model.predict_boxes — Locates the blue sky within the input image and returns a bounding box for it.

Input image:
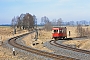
[0,0,90,24]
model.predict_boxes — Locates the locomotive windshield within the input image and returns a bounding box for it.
[53,30,58,33]
[52,30,63,33]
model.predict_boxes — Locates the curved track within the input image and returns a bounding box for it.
[50,40,90,54]
[8,32,78,60]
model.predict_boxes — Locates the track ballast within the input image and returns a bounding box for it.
[50,39,90,55]
[8,32,78,60]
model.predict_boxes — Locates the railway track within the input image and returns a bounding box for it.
[50,40,90,54]
[8,32,78,60]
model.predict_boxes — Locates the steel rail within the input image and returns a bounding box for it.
[8,32,78,60]
[50,40,90,54]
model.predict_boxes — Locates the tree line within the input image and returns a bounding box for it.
[40,16,90,26]
[11,13,90,31]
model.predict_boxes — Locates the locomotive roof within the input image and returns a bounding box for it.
[52,27,66,30]
[53,27,66,28]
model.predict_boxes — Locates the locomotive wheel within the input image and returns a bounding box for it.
[63,36,67,39]
[63,37,65,39]
[54,37,58,40]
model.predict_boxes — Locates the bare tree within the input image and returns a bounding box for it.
[11,13,35,30]
[11,16,17,28]
[81,20,87,26]
[41,17,44,25]
[76,25,89,37]
[11,16,17,34]
[33,15,37,29]
[69,21,75,26]
[15,16,22,29]
[23,13,34,30]
[40,16,52,31]
[76,25,83,37]
[45,22,52,31]
[51,19,57,26]
[41,16,49,25]
[76,21,79,26]
[57,18,62,26]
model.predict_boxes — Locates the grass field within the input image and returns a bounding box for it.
[0,26,90,59]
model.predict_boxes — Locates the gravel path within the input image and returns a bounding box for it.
[44,40,90,60]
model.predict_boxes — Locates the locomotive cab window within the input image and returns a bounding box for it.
[53,30,58,33]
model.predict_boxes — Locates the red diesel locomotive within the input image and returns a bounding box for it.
[52,27,67,40]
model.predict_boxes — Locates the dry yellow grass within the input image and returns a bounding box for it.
[23,26,90,51]
[63,39,90,51]
[0,26,90,59]
[63,26,90,51]
[0,27,13,41]
[22,30,53,52]
[63,40,87,48]
[79,40,90,50]
[0,27,28,41]
[0,27,29,60]
[38,30,52,42]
